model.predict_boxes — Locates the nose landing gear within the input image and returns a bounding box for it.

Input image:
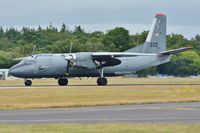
[24,79,32,86]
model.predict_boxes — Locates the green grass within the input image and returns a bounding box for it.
[0,78,200,109]
[0,123,200,133]
[0,78,200,133]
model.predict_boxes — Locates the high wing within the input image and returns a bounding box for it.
[159,47,192,56]
[91,52,157,68]
[92,47,192,68]
[92,52,157,57]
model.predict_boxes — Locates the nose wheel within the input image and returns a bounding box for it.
[25,79,32,86]
[58,78,68,86]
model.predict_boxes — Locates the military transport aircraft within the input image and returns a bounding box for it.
[8,13,191,86]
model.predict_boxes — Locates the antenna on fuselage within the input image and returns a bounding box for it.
[13,45,37,61]
[32,45,36,56]
[69,42,73,54]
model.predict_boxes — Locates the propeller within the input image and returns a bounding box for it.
[65,42,75,75]
[66,55,73,73]
[32,45,36,56]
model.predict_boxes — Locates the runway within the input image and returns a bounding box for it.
[0,83,200,89]
[0,102,200,124]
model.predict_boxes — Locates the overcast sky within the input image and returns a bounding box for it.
[0,0,199,38]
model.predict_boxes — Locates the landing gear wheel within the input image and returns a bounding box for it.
[58,78,68,86]
[97,77,107,86]
[25,80,32,86]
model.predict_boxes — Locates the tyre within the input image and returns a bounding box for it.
[58,78,68,86]
[97,77,107,86]
[25,80,32,86]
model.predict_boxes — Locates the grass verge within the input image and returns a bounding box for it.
[0,123,200,133]
[0,78,200,109]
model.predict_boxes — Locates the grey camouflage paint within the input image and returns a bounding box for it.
[8,13,181,79]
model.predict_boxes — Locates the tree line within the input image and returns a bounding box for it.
[0,23,200,76]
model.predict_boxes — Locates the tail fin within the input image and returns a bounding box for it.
[126,13,166,53]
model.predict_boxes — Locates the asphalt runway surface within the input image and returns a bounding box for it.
[0,102,200,124]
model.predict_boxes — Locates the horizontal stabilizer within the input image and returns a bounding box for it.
[159,47,192,56]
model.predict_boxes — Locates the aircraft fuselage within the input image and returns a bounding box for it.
[9,52,170,79]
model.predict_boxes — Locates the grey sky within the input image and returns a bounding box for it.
[1,0,200,38]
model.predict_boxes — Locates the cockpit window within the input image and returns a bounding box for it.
[19,59,35,65]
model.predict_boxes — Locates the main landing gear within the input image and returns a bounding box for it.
[97,77,107,86]
[24,79,32,86]
[58,78,68,86]
[97,68,108,86]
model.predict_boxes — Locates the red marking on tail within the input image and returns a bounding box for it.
[156,13,166,17]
